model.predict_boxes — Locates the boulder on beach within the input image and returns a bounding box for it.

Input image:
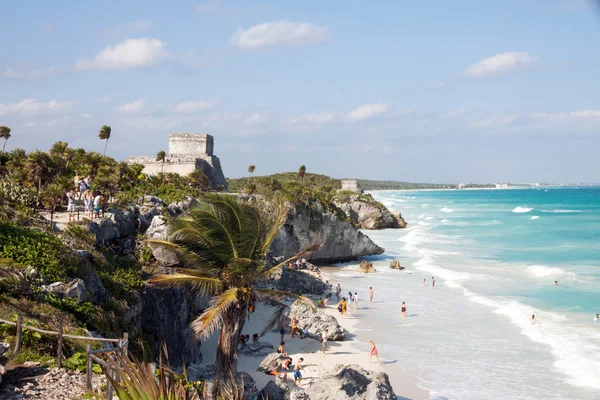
[257,379,289,400]
[290,302,345,341]
[257,352,286,374]
[389,260,404,270]
[359,260,377,273]
[189,364,256,400]
[307,364,396,400]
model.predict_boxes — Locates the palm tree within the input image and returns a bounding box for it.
[156,150,166,174]
[0,126,11,154]
[188,170,208,193]
[27,151,53,194]
[297,165,306,183]
[98,125,111,156]
[148,195,314,398]
[41,183,64,223]
[247,165,255,186]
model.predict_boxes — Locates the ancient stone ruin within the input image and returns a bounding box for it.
[127,133,227,190]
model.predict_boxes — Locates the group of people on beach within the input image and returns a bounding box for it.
[65,175,107,221]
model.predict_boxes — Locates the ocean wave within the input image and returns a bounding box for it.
[421,204,429,208]
[540,209,583,213]
[513,206,533,213]
[531,216,539,220]
[414,255,474,285]
[440,207,454,213]
[425,216,434,220]
[463,292,600,390]
[525,265,576,279]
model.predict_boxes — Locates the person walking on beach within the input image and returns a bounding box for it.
[279,315,286,342]
[336,284,341,301]
[281,356,292,382]
[422,279,426,286]
[294,358,304,386]
[369,340,381,364]
[593,314,599,321]
[369,287,374,303]
[401,302,407,318]
[341,298,348,317]
[321,329,328,354]
[530,314,536,325]
[353,292,359,309]
[348,291,353,302]
[432,276,436,287]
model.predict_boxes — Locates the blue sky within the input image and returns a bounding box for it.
[1,0,600,183]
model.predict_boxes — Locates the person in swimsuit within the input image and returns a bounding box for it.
[369,340,381,364]
[341,298,348,317]
[594,314,599,321]
[277,341,286,355]
[279,316,286,342]
[353,292,358,309]
[554,280,558,286]
[530,314,536,325]
[432,276,435,287]
[369,287,374,303]
[401,301,407,318]
[321,329,328,354]
[281,356,292,382]
[422,279,426,286]
[294,358,304,386]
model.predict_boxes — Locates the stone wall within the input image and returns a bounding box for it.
[341,179,361,192]
[168,133,213,156]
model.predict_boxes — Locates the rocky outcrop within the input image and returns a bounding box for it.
[290,302,345,341]
[359,260,377,273]
[334,194,407,230]
[258,380,289,400]
[257,353,286,374]
[238,342,274,357]
[145,216,178,266]
[88,207,137,243]
[41,279,87,303]
[270,268,329,296]
[303,364,396,400]
[271,204,384,263]
[189,364,256,400]
[389,260,404,270]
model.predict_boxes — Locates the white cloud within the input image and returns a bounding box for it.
[81,113,92,119]
[289,112,337,126]
[231,20,329,49]
[75,38,169,71]
[447,107,470,116]
[1,67,56,81]
[470,114,521,128]
[347,103,389,122]
[196,0,218,14]
[244,113,267,125]
[97,96,112,103]
[464,52,538,78]
[114,99,146,114]
[172,100,218,113]
[0,98,77,116]
[101,20,152,41]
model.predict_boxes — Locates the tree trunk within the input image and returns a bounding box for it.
[213,306,246,399]
[103,139,108,156]
[1,139,6,154]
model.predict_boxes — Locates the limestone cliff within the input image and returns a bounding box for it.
[270,203,384,263]
[333,193,407,229]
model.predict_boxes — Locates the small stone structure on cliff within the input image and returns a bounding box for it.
[340,179,363,193]
[127,133,227,190]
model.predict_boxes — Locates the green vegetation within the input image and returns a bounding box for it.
[148,194,313,398]
[356,179,494,190]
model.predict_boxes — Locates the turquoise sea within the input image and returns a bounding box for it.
[327,187,600,400]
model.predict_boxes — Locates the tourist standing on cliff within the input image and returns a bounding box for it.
[369,287,374,303]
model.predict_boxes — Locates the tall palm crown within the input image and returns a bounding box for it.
[148,194,312,398]
[156,150,166,174]
[27,151,53,194]
[0,126,11,154]
[98,125,111,156]
[297,164,306,183]
[247,164,255,186]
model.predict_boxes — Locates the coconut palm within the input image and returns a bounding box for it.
[98,125,111,156]
[27,151,53,194]
[156,150,166,174]
[147,194,314,398]
[247,164,255,186]
[0,126,11,154]
[297,165,306,183]
[41,183,64,223]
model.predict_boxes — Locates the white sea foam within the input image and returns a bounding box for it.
[440,207,454,213]
[541,209,583,213]
[463,292,600,390]
[531,216,539,220]
[425,216,434,220]
[513,206,533,213]
[421,204,429,208]
[525,265,576,279]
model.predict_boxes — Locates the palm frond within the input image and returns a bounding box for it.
[259,242,322,278]
[256,288,315,311]
[148,273,223,295]
[259,300,288,337]
[191,288,239,340]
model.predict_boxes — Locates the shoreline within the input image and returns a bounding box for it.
[230,267,430,400]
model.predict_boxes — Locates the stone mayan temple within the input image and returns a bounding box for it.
[127,133,228,190]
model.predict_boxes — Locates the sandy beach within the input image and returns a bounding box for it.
[197,267,430,399]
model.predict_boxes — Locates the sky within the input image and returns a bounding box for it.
[1,0,600,183]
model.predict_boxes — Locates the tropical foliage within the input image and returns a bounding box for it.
[148,194,314,398]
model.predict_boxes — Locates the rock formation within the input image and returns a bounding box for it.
[289,302,345,341]
[271,203,384,263]
[334,194,407,230]
[238,342,275,358]
[359,260,377,273]
[389,260,404,270]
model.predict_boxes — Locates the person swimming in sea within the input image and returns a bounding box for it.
[554,280,558,286]
[432,276,436,287]
[530,314,536,325]
[594,314,599,321]
[401,301,407,318]
[422,279,426,286]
